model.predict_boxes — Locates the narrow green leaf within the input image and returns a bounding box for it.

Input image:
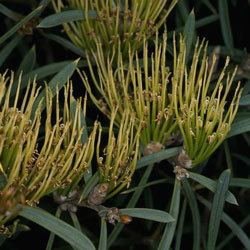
[183,9,195,61]
[137,147,181,170]
[32,58,79,114]
[219,0,234,54]
[0,6,43,45]
[19,206,95,250]
[227,117,250,138]
[46,208,61,250]
[174,199,187,250]
[189,172,238,205]
[182,178,201,250]
[70,97,92,181]
[37,10,96,28]
[120,208,174,223]
[0,3,21,21]
[0,35,22,68]
[98,219,107,250]
[158,179,181,250]
[207,169,231,250]
[108,165,154,247]
[217,215,250,250]
[239,94,250,106]
[17,45,36,75]
[230,178,250,188]
[198,196,250,250]
[43,33,85,57]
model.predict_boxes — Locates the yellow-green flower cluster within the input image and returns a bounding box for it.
[80,33,242,167]
[53,0,177,55]
[172,36,242,166]
[96,109,141,199]
[80,32,178,152]
[0,72,98,227]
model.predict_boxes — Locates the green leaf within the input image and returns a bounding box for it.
[43,33,85,57]
[219,0,234,54]
[19,206,95,250]
[174,199,187,250]
[108,165,154,247]
[217,215,250,250]
[227,117,250,138]
[32,58,79,114]
[182,178,200,250]
[0,3,21,21]
[198,196,250,250]
[0,35,22,68]
[183,9,195,61]
[207,169,231,250]
[158,179,181,250]
[137,147,181,170]
[37,10,97,28]
[0,6,43,46]
[189,172,238,205]
[45,208,61,250]
[120,208,175,223]
[98,219,107,250]
[17,45,36,75]
[239,94,250,106]
[0,235,6,247]
[230,178,250,188]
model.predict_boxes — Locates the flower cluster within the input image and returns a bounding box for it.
[0,72,98,227]
[53,0,177,55]
[80,33,242,167]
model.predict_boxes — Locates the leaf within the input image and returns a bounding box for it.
[189,172,238,205]
[174,199,187,250]
[108,165,154,247]
[230,178,250,188]
[227,117,250,138]
[137,147,181,170]
[218,0,234,54]
[43,33,85,57]
[37,10,97,28]
[32,58,79,115]
[0,3,21,21]
[17,45,36,75]
[183,9,195,61]
[198,196,250,250]
[0,6,43,45]
[19,206,95,250]
[207,169,231,250]
[120,208,175,223]
[0,35,22,68]
[182,178,201,250]
[158,179,181,250]
[0,174,7,190]
[239,94,250,106]
[98,219,107,250]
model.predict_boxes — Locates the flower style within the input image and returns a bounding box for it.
[96,109,141,199]
[79,32,178,154]
[53,0,177,55]
[0,72,98,229]
[172,36,242,167]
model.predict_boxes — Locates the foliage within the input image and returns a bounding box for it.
[0,0,250,250]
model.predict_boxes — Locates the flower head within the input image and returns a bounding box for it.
[53,0,177,56]
[0,72,98,228]
[172,36,242,166]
